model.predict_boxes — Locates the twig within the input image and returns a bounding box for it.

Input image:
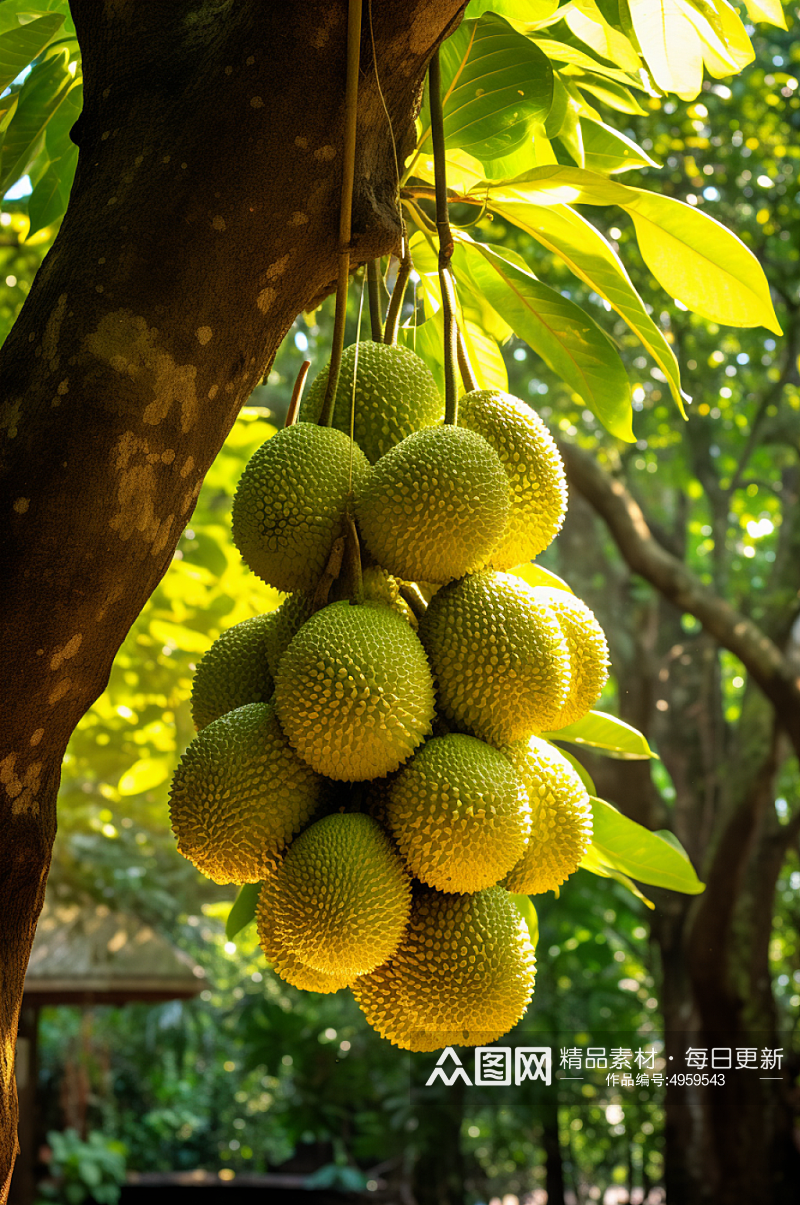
[285,360,311,426]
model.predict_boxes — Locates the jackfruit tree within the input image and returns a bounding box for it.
[0,0,795,1200]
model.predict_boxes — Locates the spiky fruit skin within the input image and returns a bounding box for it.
[387,735,531,893]
[530,588,610,729]
[270,814,412,977]
[169,702,324,885]
[354,886,536,1049]
[352,961,487,1052]
[356,426,510,584]
[256,872,353,994]
[191,614,275,730]
[459,389,567,567]
[418,571,571,744]
[265,592,315,678]
[231,423,369,593]
[499,735,592,894]
[300,342,444,463]
[275,601,435,781]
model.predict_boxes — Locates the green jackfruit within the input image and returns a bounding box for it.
[387,734,531,893]
[231,423,369,593]
[169,701,323,884]
[256,872,353,994]
[530,588,609,729]
[353,886,536,1049]
[458,388,567,568]
[499,735,592,894]
[300,341,444,463]
[270,814,411,977]
[356,426,510,584]
[418,571,571,744]
[274,601,435,781]
[190,613,276,730]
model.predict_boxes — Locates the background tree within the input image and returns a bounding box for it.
[1,1,794,1201]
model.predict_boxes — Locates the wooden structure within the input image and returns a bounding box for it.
[10,900,206,1205]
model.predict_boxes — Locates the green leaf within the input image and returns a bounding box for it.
[511,561,574,592]
[481,166,782,334]
[569,72,648,116]
[0,50,73,195]
[485,199,686,413]
[589,796,705,894]
[742,0,786,28]
[532,36,646,87]
[563,0,641,73]
[454,235,634,440]
[467,0,560,17]
[542,709,655,759]
[398,308,446,397]
[426,14,554,161]
[581,118,660,174]
[461,316,508,391]
[118,757,170,796]
[580,842,655,908]
[27,146,75,235]
[510,893,539,946]
[0,12,64,94]
[226,882,261,940]
[619,188,782,334]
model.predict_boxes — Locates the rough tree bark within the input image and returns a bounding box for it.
[0,2,466,1194]
[559,445,800,1205]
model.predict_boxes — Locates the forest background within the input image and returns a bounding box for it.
[1,1,799,1204]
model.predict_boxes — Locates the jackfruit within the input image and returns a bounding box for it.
[301,341,444,463]
[354,886,536,1049]
[352,961,485,1052]
[231,423,369,593]
[387,734,531,893]
[269,814,411,977]
[264,592,315,677]
[356,426,510,583]
[459,389,567,568]
[257,872,353,994]
[499,735,592,894]
[169,701,323,884]
[190,613,275,730]
[274,601,435,781]
[530,588,609,729]
[418,571,571,744]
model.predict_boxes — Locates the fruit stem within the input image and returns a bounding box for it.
[456,328,478,394]
[312,537,345,612]
[428,48,458,426]
[320,0,363,428]
[383,245,411,346]
[399,582,428,620]
[367,259,383,341]
[344,509,364,605]
[285,359,311,426]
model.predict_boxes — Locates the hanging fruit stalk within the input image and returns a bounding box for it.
[428,47,458,426]
[320,0,363,428]
[367,259,383,342]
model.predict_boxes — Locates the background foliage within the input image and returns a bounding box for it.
[2,0,798,1200]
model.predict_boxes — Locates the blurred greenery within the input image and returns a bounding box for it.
[2,1,798,1202]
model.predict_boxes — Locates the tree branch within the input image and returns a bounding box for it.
[559,439,800,757]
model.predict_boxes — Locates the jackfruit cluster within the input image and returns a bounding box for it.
[168,343,611,1052]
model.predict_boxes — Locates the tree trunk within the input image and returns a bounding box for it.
[0,2,466,1194]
